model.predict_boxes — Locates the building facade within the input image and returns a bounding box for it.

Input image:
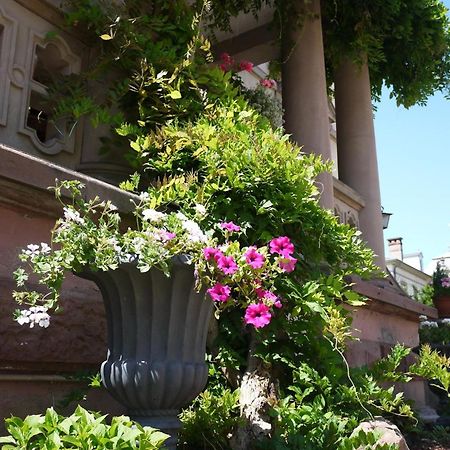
[0,0,438,425]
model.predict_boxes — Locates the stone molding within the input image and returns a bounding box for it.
[0,143,138,216]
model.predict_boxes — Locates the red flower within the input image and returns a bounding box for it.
[239,60,254,72]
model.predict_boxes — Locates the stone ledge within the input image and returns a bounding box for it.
[348,275,438,320]
[0,144,138,217]
[333,177,365,211]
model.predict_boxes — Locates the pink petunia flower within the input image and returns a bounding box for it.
[203,247,221,261]
[220,221,241,232]
[207,284,231,302]
[244,303,272,328]
[442,277,450,288]
[279,256,297,273]
[161,231,176,242]
[269,236,294,257]
[255,288,282,308]
[217,255,238,275]
[239,60,254,72]
[245,247,265,269]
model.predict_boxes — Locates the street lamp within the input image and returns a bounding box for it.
[381,208,392,230]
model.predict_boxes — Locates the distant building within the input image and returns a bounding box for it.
[425,251,450,276]
[386,237,431,298]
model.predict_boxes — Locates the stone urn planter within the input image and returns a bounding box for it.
[433,295,450,318]
[77,255,213,449]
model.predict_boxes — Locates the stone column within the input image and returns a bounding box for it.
[334,58,385,268]
[282,0,334,210]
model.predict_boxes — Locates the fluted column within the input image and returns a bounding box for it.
[282,0,334,210]
[334,58,385,268]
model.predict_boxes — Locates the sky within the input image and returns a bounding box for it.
[371,0,450,272]
[375,80,450,271]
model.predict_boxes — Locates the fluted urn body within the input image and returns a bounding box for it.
[78,256,213,448]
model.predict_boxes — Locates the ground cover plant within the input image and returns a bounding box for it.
[9,1,450,449]
[0,406,169,449]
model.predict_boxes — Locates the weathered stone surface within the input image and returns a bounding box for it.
[353,418,410,450]
[0,201,107,368]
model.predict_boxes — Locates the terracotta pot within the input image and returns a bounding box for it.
[77,256,212,449]
[433,294,450,318]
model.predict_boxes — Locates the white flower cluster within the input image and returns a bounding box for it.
[420,320,438,328]
[16,306,50,328]
[176,212,207,243]
[142,208,166,223]
[63,207,85,225]
[24,243,51,257]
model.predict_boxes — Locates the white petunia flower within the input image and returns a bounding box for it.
[24,244,40,257]
[139,192,150,201]
[195,204,207,216]
[63,207,85,225]
[142,209,166,223]
[181,219,207,243]
[176,212,188,222]
[107,202,118,211]
[16,306,50,328]
[40,243,51,254]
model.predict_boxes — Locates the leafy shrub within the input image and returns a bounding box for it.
[0,406,169,449]
[179,387,240,449]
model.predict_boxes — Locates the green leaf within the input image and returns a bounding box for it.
[169,90,182,99]
[100,34,113,40]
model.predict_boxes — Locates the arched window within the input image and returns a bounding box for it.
[20,34,80,155]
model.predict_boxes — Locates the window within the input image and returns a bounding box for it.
[26,42,71,145]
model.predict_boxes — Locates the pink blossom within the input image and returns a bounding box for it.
[203,247,221,261]
[239,60,254,72]
[220,221,241,232]
[220,52,233,65]
[207,284,231,302]
[217,255,238,275]
[245,247,265,269]
[255,289,282,308]
[244,303,272,328]
[161,231,176,242]
[219,63,230,72]
[269,236,294,257]
[260,78,277,89]
[442,277,450,288]
[279,256,297,273]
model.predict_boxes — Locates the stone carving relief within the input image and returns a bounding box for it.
[334,197,361,230]
[19,32,80,155]
[0,6,18,127]
[0,0,82,162]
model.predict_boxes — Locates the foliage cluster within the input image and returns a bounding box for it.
[13,180,209,314]
[201,0,450,107]
[0,406,168,449]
